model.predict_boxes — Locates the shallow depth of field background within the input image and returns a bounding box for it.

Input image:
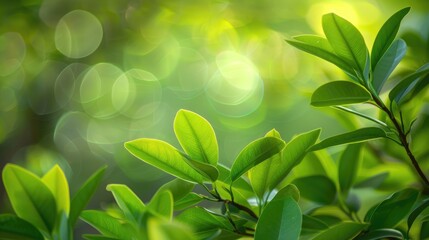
[1,0,429,234]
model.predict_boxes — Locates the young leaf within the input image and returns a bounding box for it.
[176,207,234,233]
[148,190,173,220]
[292,175,336,205]
[367,188,419,230]
[70,166,107,227]
[286,35,356,76]
[322,13,368,78]
[156,178,195,203]
[255,197,302,240]
[174,193,204,211]
[174,109,218,166]
[0,214,44,240]
[302,215,329,234]
[389,64,429,104]
[125,139,205,183]
[230,136,285,183]
[371,7,411,69]
[407,199,429,235]
[42,165,70,215]
[274,184,300,202]
[338,144,362,195]
[80,210,135,240]
[2,164,57,233]
[147,218,197,240]
[106,184,146,224]
[181,154,219,182]
[311,81,371,107]
[372,39,407,93]
[312,222,367,240]
[310,127,386,151]
[248,129,320,200]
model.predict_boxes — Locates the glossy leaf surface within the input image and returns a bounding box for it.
[80,210,134,240]
[311,81,371,107]
[106,184,146,224]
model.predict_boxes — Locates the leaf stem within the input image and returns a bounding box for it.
[333,106,388,127]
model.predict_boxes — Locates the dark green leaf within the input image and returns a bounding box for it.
[174,193,204,211]
[174,109,218,166]
[302,215,329,234]
[322,13,368,78]
[42,165,70,215]
[310,127,386,151]
[367,188,419,230]
[106,184,146,224]
[421,221,429,239]
[2,164,57,233]
[354,172,389,189]
[292,175,336,205]
[371,7,410,69]
[70,166,107,227]
[230,136,285,183]
[389,64,429,104]
[125,139,206,183]
[312,222,367,240]
[407,199,429,234]
[148,190,173,220]
[83,235,120,240]
[0,214,44,240]
[357,228,403,240]
[274,184,300,202]
[311,81,371,107]
[80,210,135,240]
[372,39,407,93]
[255,197,301,240]
[338,144,362,195]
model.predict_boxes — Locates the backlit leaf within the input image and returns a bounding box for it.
[407,199,429,234]
[106,184,146,224]
[42,165,70,215]
[80,210,134,240]
[148,190,173,220]
[156,178,195,203]
[311,81,371,107]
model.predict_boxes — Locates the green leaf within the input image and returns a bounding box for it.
[407,199,429,234]
[83,235,120,240]
[292,175,336,205]
[230,136,285,183]
[312,222,367,240]
[125,139,206,183]
[310,127,386,151]
[181,154,219,182]
[274,184,300,202]
[354,172,389,189]
[372,39,407,93]
[42,165,70,215]
[147,218,197,240]
[322,13,368,78]
[0,214,44,240]
[357,228,403,240]
[311,81,371,107]
[255,197,302,240]
[338,144,362,195]
[302,215,329,234]
[174,193,204,211]
[174,109,218,166]
[421,221,429,239]
[148,190,173,220]
[106,184,146,224]
[2,164,57,233]
[70,166,106,227]
[52,211,71,240]
[156,178,195,203]
[389,64,429,104]
[366,188,419,230]
[248,129,320,200]
[80,210,135,240]
[371,7,410,70]
[286,35,356,76]
[176,207,234,234]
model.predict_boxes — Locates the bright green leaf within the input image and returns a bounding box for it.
[106,184,146,224]
[174,109,218,166]
[42,165,70,216]
[230,136,285,183]
[310,127,386,151]
[2,164,57,233]
[371,7,410,70]
[176,207,234,234]
[322,13,368,78]
[125,139,206,183]
[407,199,429,234]
[174,193,204,211]
[372,39,407,93]
[181,154,219,182]
[147,218,197,240]
[255,197,302,240]
[0,214,44,240]
[156,178,195,203]
[292,175,336,205]
[148,190,173,220]
[274,184,300,202]
[311,81,371,107]
[338,144,362,195]
[80,210,135,240]
[312,222,367,240]
[389,64,429,104]
[70,166,106,227]
[357,228,403,240]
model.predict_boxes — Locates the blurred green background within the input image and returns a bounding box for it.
[1,0,429,233]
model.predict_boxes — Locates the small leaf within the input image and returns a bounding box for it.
[371,7,410,70]
[292,175,336,205]
[176,207,234,233]
[255,197,302,240]
[357,228,403,240]
[156,178,195,203]
[372,39,407,93]
[147,218,197,240]
[174,109,218,166]
[70,166,106,227]
[80,210,134,240]
[310,127,386,151]
[367,188,419,230]
[174,193,204,211]
[106,184,146,224]
[389,64,429,104]
[148,191,173,220]
[322,13,368,78]
[181,154,219,182]
[312,222,367,240]
[354,172,389,189]
[230,136,285,183]
[42,165,70,215]
[2,164,57,233]
[311,81,371,107]
[125,139,206,183]
[286,35,356,76]
[0,214,44,240]
[302,215,329,233]
[338,144,362,195]
[407,199,429,234]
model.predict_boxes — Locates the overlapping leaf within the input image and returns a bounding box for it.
[311,81,371,107]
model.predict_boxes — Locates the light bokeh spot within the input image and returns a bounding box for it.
[0,32,26,76]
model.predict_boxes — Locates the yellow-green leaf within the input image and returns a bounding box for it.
[42,165,70,216]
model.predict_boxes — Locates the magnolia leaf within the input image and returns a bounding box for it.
[311,81,371,107]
